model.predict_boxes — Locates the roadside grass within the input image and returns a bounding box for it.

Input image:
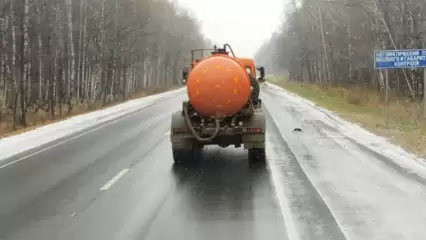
[0,86,181,138]
[268,76,426,157]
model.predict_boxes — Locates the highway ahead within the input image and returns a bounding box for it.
[1,85,426,240]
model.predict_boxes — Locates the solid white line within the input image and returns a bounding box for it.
[100,168,130,191]
[0,101,164,169]
[0,89,186,169]
[0,120,118,169]
[267,147,301,240]
[0,125,104,169]
[263,92,300,240]
[264,90,350,240]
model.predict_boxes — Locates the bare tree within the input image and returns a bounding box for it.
[0,0,210,133]
[255,0,426,99]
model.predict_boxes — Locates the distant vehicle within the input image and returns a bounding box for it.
[170,44,266,164]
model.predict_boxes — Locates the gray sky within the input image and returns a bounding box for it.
[175,0,285,58]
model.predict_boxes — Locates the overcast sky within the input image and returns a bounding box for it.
[175,0,285,58]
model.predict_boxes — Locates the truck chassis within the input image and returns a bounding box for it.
[170,100,266,165]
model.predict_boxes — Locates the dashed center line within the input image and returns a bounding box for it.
[100,168,130,191]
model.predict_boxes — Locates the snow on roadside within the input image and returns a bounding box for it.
[0,88,185,160]
[264,82,426,175]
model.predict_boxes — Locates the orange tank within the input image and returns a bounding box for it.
[186,55,251,118]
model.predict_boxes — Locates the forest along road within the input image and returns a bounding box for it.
[1,85,426,240]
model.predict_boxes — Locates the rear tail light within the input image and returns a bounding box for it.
[173,128,188,133]
[246,128,262,133]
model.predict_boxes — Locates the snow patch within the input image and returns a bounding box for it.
[264,82,426,176]
[0,88,184,160]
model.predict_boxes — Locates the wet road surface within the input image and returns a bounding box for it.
[0,93,291,240]
[1,85,426,240]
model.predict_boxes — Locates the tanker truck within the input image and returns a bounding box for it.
[170,44,266,164]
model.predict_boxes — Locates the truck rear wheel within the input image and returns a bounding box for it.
[248,148,266,163]
[173,149,193,164]
[172,147,202,165]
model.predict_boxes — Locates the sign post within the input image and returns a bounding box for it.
[384,70,389,128]
[374,49,426,127]
[424,70,426,117]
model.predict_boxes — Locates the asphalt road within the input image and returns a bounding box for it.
[1,86,426,240]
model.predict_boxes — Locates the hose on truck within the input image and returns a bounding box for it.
[184,104,220,142]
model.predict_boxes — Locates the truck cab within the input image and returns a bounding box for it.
[236,58,266,83]
[237,58,256,77]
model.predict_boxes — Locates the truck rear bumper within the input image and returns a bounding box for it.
[170,110,266,150]
[170,132,265,149]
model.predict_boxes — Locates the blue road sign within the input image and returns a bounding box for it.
[374,49,426,69]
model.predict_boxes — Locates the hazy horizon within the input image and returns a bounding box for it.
[175,0,285,58]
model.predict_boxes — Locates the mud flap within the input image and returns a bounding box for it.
[242,110,266,149]
[170,111,193,150]
[248,148,266,163]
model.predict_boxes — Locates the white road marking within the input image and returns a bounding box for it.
[0,129,101,169]
[0,103,160,169]
[264,92,350,240]
[267,144,301,240]
[164,131,170,137]
[100,168,130,191]
[70,212,76,217]
[263,106,301,240]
